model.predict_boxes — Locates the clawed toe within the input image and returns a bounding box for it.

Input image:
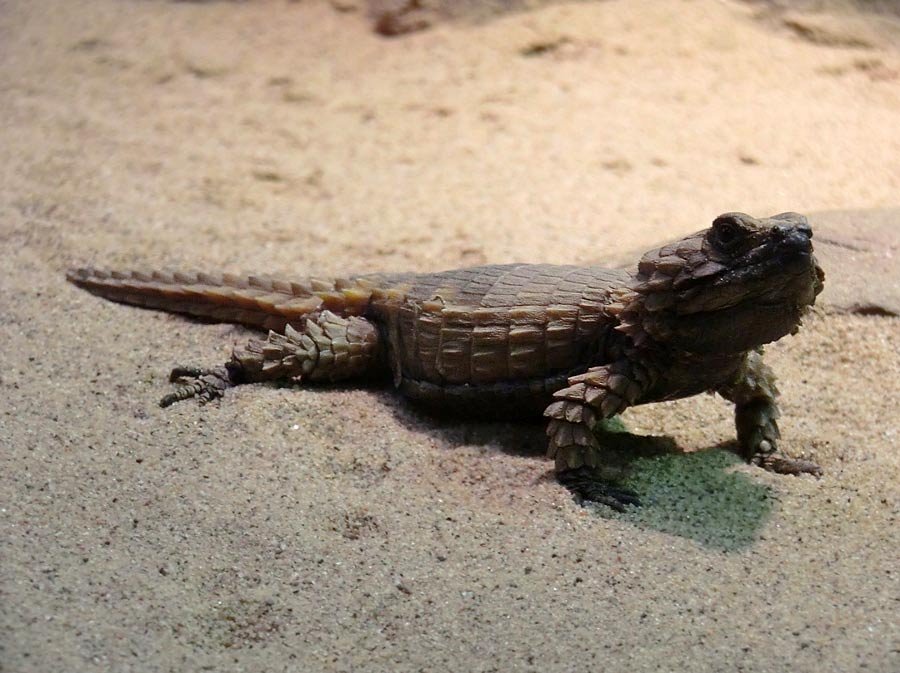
[557,467,642,512]
[168,366,209,383]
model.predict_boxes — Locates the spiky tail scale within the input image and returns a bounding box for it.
[66,268,386,332]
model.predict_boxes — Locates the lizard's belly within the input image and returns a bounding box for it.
[397,374,570,420]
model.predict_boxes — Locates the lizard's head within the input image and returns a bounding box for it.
[614,212,825,353]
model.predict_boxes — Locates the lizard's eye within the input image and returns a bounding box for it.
[712,218,741,250]
[717,224,736,244]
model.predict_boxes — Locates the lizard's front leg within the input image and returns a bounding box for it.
[718,350,822,476]
[161,311,381,407]
[543,361,650,510]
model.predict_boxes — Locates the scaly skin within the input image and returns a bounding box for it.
[67,212,825,510]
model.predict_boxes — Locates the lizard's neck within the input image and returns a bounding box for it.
[605,277,658,349]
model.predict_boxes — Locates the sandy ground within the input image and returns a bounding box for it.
[1,1,899,671]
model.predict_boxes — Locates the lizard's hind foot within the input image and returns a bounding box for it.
[557,467,642,512]
[160,364,238,407]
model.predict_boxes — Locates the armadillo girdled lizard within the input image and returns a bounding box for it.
[67,212,826,510]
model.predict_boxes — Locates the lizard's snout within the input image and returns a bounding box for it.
[773,223,813,256]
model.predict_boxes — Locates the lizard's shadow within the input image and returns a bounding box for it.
[607,440,776,551]
[385,394,774,551]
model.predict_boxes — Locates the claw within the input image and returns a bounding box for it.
[557,467,642,512]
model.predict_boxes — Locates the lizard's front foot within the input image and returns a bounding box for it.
[557,467,642,512]
[720,354,823,478]
[160,363,240,407]
[752,451,823,477]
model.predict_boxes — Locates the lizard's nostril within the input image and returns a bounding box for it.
[783,228,813,254]
[775,223,812,242]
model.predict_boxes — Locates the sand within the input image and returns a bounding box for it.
[1,1,898,671]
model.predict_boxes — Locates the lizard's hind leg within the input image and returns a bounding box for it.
[161,310,381,407]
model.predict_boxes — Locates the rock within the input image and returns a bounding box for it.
[808,209,900,316]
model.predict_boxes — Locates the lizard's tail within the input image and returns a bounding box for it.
[66,267,379,332]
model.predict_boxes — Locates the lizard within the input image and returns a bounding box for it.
[67,212,826,510]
